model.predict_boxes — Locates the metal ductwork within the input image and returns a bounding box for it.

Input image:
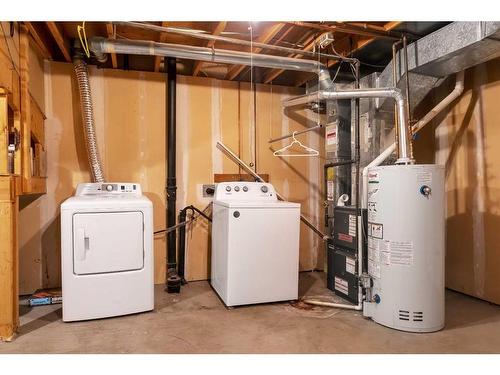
[377,21,500,112]
[283,88,412,165]
[88,37,335,91]
[73,60,105,182]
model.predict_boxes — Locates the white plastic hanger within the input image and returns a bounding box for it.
[273,131,319,157]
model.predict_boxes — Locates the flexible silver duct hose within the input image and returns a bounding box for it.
[74,60,105,182]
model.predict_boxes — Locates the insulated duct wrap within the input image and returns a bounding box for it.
[74,61,105,183]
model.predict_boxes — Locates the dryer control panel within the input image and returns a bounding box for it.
[214,182,277,201]
[75,183,143,196]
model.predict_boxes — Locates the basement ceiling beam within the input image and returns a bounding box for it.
[24,22,53,60]
[225,22,286,81]
[192,21,227,77]
[105,23,118,68]
[286,21,403,40]
[293,21,403,87]
[154,22,168,72]
[46,22,71,62]
[262,30,319,84]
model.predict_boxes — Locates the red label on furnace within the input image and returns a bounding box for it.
[338,233,353,243]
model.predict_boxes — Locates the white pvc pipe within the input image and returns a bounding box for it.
[302,299,363,310]
[361,71,465,209]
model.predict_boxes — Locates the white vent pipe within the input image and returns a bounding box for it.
[89,37,334,91]
[361,70,465,209]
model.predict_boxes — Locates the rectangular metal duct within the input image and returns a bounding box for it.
[377,21,500,111]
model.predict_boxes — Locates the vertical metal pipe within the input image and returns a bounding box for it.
[402,35,414,160]
[166,57,178,283]
[392,41,402,159]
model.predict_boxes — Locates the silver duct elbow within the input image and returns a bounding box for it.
[73,60,105,182]
[283,87,413,164]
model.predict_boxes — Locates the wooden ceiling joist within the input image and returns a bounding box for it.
[192,21,227,77]
[262,30,319,84]
[105,23,118,69]
[293,21,403,87]
[24,22,53,60]
[224,22,286,81]
[46,22,71,62]
[33,21,414,86]
[154,22,169,73]
[288,21,402,40]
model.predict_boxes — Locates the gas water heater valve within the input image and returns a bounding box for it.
[420,185,432,197]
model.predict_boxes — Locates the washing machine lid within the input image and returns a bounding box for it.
[214,200,300,209]
[72,211,144,275]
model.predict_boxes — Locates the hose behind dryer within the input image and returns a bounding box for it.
[74,60,105,182]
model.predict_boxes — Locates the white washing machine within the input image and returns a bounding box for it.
[211,181,300,307]
[61,182,154,322]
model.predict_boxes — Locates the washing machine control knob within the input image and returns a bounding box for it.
[106,184,113,192]
[225,186,231,192]
[234,186,240,192]
[261,185,268,193]
[242,186,248,192]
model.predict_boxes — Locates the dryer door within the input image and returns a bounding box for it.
[73,211,144,275]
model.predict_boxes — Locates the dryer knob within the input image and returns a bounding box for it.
[261,185,268,193]
[225,186,231,192]
[242,186,248,192]
[106,184,113,192]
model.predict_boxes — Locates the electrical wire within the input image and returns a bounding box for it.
[77,21,91,58]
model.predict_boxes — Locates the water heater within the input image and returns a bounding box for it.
[363,164,445,332]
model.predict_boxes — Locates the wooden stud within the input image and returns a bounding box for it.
[154,22,168,73]
[106,23,118,69]
[19,25,32,193]
[46,22,71,62]
[192,21,227,77]
[24,22,52,60]
[225,22,286,81]
[0,91,8,174]
[0,175,19,341]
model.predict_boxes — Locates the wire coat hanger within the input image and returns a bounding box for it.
[273,131,319,157]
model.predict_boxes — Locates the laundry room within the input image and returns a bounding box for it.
[1,1,500,370]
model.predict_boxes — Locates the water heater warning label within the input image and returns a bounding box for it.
[368,222,383,239]
[417,171,432,185]
[389,241,414,266]
[368,260,380,279]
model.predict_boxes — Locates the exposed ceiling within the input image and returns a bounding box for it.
[23,21,449,87]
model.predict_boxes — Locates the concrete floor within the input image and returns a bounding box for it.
[1,272,499,353]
